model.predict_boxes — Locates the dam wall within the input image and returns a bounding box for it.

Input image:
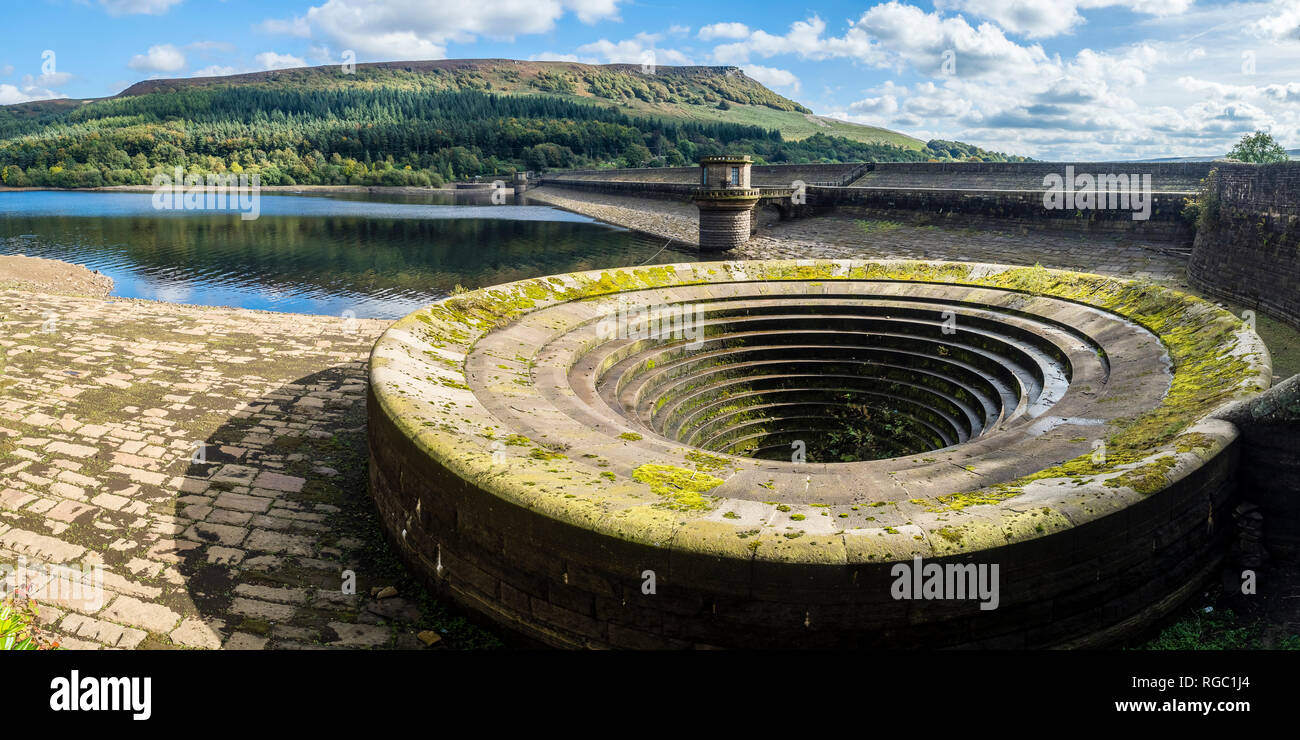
[1189,162,1300,329]
[540,161,1207,241]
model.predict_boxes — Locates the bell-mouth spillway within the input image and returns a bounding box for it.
[367,259,1270,649]
[588,291,1084,463]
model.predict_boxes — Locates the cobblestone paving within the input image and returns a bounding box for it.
[526,186,1189,284]
[0,292,468,649]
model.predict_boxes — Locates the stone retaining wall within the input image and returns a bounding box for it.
[369,401,1239,648]
[1216,371,1300,558]
[1188,162,1300,329]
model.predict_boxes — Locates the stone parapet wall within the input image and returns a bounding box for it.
[850,161,1212,191]
[548,161,1210,192]
[548,163,868,186]
[808,185,1193,239]
[537,177,697,201]
[541,163,1202,242]
[1189,162,1300,329]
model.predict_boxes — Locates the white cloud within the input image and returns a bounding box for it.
[711,17,881,65]
[846,81,906,116]
[255,52,307,70]
[25,71,74,88]
[742,64,799,93]
[188,41,237,53]
[1178,76,1300,105]
[262,0,624,59]
[706,6,1051,75]
[529,51,600,64]
[577,34,692,65]
[1254,0,1300,39]
[936,0,1084,38]
[99,0,184,16]
[565,0,621,24]
[258,17,312,38]
[192,65,241,78]
[128,44,186,74]
[0,83,65,105]
[698,22,750,40]
[935,0,1193,39]
[856,2,1050,77]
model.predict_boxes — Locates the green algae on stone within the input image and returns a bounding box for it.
[1104,455,1178,495]
[631,463,724,511]
[1174,433,1216,454]
[684,450,731,472]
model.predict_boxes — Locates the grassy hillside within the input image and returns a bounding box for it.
[0,59,1023,189]
[106,59,920,149]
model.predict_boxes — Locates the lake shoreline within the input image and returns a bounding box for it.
[0,184,507,195]
[0,254,114,298]
[0,188,675,320]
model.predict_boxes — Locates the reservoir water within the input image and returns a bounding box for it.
[0,190,693,319]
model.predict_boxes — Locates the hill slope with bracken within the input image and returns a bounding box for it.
[112,59,924,150]
[0,59,1027,189]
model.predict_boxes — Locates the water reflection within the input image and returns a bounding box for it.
[0,191,693,319]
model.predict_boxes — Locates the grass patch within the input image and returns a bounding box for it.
[1140,607,1299,650]
[1,594,59,650]
[856,219,905,234]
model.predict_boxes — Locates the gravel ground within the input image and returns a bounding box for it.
[0,255,114,298]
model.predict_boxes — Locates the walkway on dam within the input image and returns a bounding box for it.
[524,186,1189,284]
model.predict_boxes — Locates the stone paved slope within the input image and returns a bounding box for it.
[0,293,481,649]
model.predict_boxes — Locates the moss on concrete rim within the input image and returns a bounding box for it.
[369,259,1269,563]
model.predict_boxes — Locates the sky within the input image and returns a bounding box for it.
[3,0,1298,160]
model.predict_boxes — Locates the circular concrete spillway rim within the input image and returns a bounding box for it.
[368,259,1270,563]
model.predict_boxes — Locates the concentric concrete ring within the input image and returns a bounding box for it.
[368,259,1270,649]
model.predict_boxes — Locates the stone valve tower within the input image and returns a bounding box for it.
[692,155,761,252]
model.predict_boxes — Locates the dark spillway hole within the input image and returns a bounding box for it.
[589,299,1076,464]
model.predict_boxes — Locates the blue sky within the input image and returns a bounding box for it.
[4,0,1298,159]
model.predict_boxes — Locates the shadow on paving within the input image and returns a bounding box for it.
[174,365,503,650]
